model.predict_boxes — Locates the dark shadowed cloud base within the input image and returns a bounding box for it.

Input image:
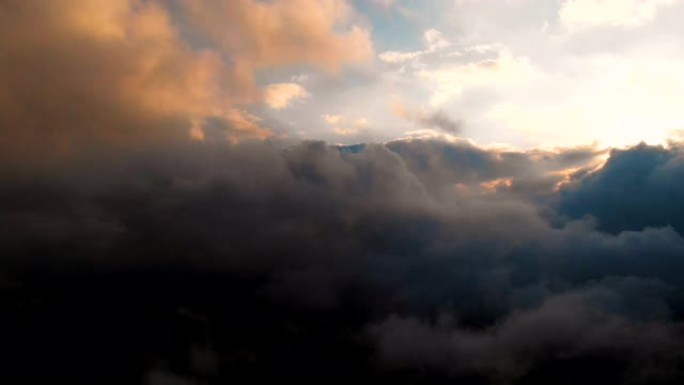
[1,139,684,384]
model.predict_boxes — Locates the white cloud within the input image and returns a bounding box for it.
[424,28,450,52]
[379,50,423,63]
[323,114,371,136]
[399,128,461,142]
[559,0,678,31]
[333,127,359,136]
[419,48,539,107]
[263,83,310,109]
[355,118,370,127]
[323,114,343,124]
[465,44,505,54]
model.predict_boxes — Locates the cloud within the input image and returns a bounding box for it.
[419,48,538,107]
[0,0,376,167]
[0,0,271,165]
[333,127,359,136]
[385,139,605,198]
[379,50,422,63]
[3,137,684,382]
[559,0,678,31]
[6,2,684,381]
[390,99,462,135]
[558,142,684,235]
[322,114,371,136]
[424,28,450,52]
[323,114,344,125]
[355,118,370,127]
[372,1,684,149]
[371,278,684,382]
[182,0,374,71]
[415,110,462,133]
[263,83,310,109]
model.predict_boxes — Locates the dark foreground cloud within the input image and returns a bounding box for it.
[558,142,684,234]
[372,279,684,384]
[1,139,684,384]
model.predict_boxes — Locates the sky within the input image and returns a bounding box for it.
[4,0,684,157]
[175,0,684,148]
[3,1,684,384]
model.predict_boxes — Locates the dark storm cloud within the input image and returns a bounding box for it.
[371,278,684,384]
[558,142,684,235]
[2,138,684,383]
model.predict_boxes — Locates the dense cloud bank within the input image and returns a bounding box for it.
[559,142,684,234]
[1,139,684,384]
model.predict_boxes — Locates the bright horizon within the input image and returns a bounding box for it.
[4,1,684,154]
[255,0,684,149]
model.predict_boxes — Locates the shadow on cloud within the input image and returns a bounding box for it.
[1,138,684,384]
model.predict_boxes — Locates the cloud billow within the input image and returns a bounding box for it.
[1,138,684,383]
[416,110,463,134]
[558,142,684,235]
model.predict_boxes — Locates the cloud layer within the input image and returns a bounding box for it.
[3,1,684,384]
[0,0,373,165]
[2,138,684,383]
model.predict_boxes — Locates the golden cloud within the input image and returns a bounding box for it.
[0,0,373,165]
[263,83,310,109]
[183,0,374,71]
[0,0,266,161]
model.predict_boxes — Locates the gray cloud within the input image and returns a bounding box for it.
[371,278,684,383]
[415,110,462,133]
[558,143,684,234]
[1,138,684,383]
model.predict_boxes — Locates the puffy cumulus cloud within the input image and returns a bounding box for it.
[0,0,269,165]
[559,0,678,31]
[2,137,684,383]
[0,0,375,168]
[263,83,310,109]
[182,0,374,71]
